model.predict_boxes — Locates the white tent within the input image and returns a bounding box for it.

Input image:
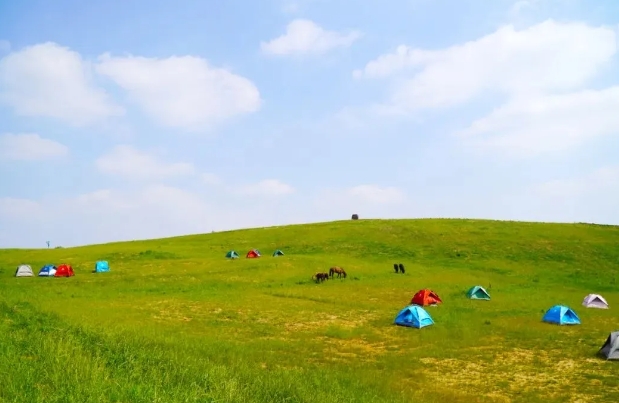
[15,264,34,277]
[582,293,609,309]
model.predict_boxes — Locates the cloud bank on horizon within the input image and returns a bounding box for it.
[1,0,618,247]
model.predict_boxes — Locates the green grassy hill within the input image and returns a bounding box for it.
[1,218,619,403]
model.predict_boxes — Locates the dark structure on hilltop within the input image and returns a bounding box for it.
[351,214,359,220]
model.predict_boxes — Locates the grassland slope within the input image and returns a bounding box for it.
[1,218,619,403]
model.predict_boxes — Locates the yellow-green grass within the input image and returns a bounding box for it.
[1,218,619,402]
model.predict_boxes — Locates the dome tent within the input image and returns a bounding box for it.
[94,260,110,273]
[38,264,57,277]
[394,305,434,329]
[15,264,34,277]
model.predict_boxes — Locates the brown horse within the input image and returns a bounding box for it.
[329,266,347,279]
[313,272,330,283]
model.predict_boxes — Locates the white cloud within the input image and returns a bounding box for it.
[355,20,616,109]
[0,197,43,219]
[95,145,195,180]
[236,179,295,196]
[0,183,310,247]
[0,42,123,126]
[311,185,408,221]
[518,166,619,224]
[95,53,261,130]
[534,166,619,199]
[57,185,217,243]
[261,19,361,56]
[345,185,405,204]
[0,133,69,160]
[317,185,405,208]
[351,19,619,156]
[458,86,619,156]
[202,173,222,185]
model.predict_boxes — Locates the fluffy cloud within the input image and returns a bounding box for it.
[236,179,295,196]
[353,19,619,155]
[520,166,619,223]
[202,173,222,185]
[355,20,615,106]
[534,166,619,199]
[0,42,123,126]
[457,86,619,156]
[261,19,361,56]
[95,145,195,180]
[0,184,308,247]
[0,197,43,219]
[345,185,405,204]
[311,184,407,221]
[95,53,261,130]
[0,133,69,160]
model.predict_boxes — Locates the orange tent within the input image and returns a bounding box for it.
[54,264,75,277]
[411,289,442,306]
[246,249,261,258]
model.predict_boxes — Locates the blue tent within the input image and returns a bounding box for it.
[94,260,110,273]
[38,264,57,277]
[394,305,434,329]
[542,305,581,325]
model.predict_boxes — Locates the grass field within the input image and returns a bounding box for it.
[1,218,619,403]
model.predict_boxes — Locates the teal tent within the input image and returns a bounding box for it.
[542,305,581,325]
[94,260,110,273]
[273,249,284,256]
[466,285,490,300]
[394,305,434,329]
[226,250,239,259]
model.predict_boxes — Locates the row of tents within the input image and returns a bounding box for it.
[14,261,110,277]
[395,289,617,358]
[226,249,284,259]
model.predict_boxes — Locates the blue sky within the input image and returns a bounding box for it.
[1,0,619,247]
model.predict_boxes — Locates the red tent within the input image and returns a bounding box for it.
[54,264,75,277]
[411,289,442,306]
[246,249,260,258]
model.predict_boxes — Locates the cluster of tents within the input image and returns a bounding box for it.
[14,260,110,277]
[394,288,618,359]
[226,249,285,259]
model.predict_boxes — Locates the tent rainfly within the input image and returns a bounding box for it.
[542,305,581,325]
[599,331,619,360]
[272,249,284,256]
[38,264,57,277]
[466,285,491,300]
[246,249,261,258]
[411,289,442,306]
[54,264,75,277]
[394,305,434,328]
[15,264,34,277]
[582,293,609,309]
[225,250,239,259]
[94,260,110,273]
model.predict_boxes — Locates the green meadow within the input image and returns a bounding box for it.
[1,218,619,403]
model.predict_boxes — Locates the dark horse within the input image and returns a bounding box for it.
[313,272,330,283]
[398,263,405,274]
[393,263,399,273]
[329,266,347,279]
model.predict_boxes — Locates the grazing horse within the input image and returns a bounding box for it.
[398,263,405,274]
[329,266,347,279]
[393,263,399,273]
[313,272,329,283]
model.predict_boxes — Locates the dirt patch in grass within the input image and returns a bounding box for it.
[418,348,608,402]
